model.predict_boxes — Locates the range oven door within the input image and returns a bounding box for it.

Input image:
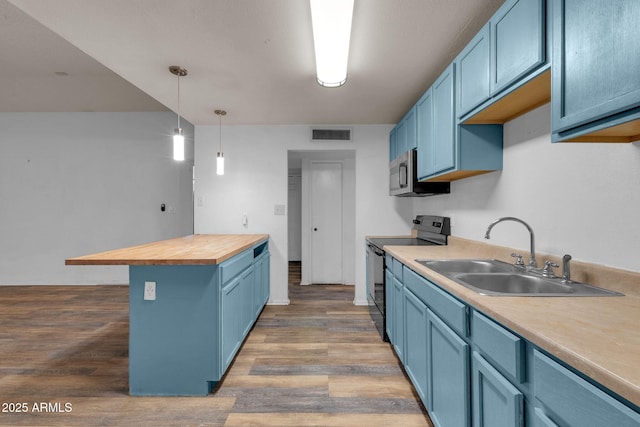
[366,242,388,341]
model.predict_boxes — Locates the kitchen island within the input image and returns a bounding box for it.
[66,234,270,396]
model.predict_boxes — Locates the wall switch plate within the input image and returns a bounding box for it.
[274,204,285,215]
[144,281,156,301]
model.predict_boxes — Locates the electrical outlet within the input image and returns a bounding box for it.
[144,281,156,301]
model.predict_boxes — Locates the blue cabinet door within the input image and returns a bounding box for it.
[427,308,470,427]
[490,0,545,96]
[395,107,417,157]
[389,127,397,161]
[221,276,243,371]
[472,352,524,427]
[431,64,456,177]
[240,266,255,337]
[533,349,640,427]
[403,287,428,404]
[416,88,434,180]
[405,107,417,151]
[552,0,640,134]
[385,269,394,342]
[392,275,405,362]
[456,23,491,118]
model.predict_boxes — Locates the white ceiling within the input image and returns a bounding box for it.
[3,0,504,125]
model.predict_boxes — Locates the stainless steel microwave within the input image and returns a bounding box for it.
[389,150,450,197]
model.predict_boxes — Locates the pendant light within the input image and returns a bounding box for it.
[169,66,188,161]
[215,109,226,175]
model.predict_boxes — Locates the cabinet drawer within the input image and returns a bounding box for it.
[533,350,640,427]
[472,310,525,383]
[392,258,403,280]
[404,267,468,337]
[220,250,253,284]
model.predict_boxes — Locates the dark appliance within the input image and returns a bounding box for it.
[389,149,450,197]
[366,215,451,341]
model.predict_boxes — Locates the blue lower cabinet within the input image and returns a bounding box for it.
[533,349,640,427]
[385,269,394,343]
[222,275,244,371]
[392,276,405,362]
[472,351,524,427]
[427,308,470,427]
[403,287,428,403]
[533,408,560,427]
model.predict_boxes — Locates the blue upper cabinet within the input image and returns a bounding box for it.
[551,0,640,142]
[389,106,417,161]
[416,64,456,180]
[389,127,397,162]
[490,0,545,96]
[430,64,457,177]
[418,64,503,182]
[417,64,457,179]
[457,24,491,118]
[458,0,549,125]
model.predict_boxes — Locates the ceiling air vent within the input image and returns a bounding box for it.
[311,128,352,142]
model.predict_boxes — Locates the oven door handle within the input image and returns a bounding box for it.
[367,243,384,257]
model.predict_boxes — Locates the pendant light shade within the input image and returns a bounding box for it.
[310,0,354,87]
[173,128,185,161]
[215,109,226,176]
[169,66,188,161]
[216,152,224,176]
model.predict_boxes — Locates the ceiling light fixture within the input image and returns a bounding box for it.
[169,66,188,161]
[309,0,354,88]
[215,109,227,176]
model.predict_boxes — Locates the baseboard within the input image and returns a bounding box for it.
[267,299,290,305]
[353,298,369,306]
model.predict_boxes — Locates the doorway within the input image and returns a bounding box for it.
[287,150,356,293]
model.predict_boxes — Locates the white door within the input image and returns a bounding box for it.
[310,161,343,284]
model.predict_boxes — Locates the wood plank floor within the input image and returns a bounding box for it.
[0,263,432,426]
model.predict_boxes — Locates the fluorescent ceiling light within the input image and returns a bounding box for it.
[310,0,354,88]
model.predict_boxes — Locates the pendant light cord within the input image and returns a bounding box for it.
[219,113,222,152]
[177,75,181,129]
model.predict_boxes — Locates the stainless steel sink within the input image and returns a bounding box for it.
[416,259,623,297]
[416,259,515,274]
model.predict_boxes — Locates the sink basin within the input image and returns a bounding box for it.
[416,259,623,297]
[416,259,515,274]
[455,273,571,295]
[453,273,622,297]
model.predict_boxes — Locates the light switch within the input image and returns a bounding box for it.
[274,204,285,215]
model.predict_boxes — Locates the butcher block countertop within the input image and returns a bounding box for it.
[65,234,269,266]
[383,236,640,407]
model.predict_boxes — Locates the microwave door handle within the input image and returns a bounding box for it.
[399,164,408,188]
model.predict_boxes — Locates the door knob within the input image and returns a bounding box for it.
[313,228,318,231]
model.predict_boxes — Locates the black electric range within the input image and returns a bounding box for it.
[366,215,450,341]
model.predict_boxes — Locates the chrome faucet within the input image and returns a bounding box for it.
[485,217,538,268]
[562,254,572,283]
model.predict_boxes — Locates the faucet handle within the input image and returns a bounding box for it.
[542,261,559,278]
[510,253,525,266]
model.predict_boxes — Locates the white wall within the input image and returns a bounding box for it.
[414,104,640,273]
[194,125,412,305]
[0,112,195,284]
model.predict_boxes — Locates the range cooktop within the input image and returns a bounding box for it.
[367,237,440,249]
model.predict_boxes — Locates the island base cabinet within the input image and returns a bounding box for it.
[533,349,640,427]
[427,308,470,427]
[128,243,269,396]
[129,265,219,396]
